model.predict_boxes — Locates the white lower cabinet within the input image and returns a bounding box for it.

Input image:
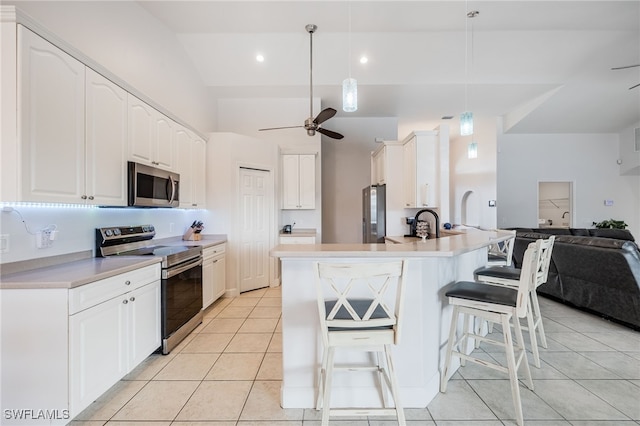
[0,264,161,425]
[202,244,226,309]
[69,279,160,414]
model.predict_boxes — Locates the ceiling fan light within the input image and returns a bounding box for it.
[343,77,358,112]
[460,111,473,136]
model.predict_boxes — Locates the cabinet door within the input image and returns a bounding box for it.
[282,155,301,209]
[298,154,316,209]
[128,94,154,165]
[69,295,128,415]
[202,256,215,309]
[154,115,175,170]
[192,138,206,208]
[212,254,226,300]
[176,128,194,207]
[403,138,417,207]
[85,68,127,206]
[18,26,85,203]
[128,280,161,369]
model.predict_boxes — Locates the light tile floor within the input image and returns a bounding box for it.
[72,287,640,425]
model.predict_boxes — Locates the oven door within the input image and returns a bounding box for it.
[161,257,203,342]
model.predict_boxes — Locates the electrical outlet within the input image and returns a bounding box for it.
[36,230,53,249]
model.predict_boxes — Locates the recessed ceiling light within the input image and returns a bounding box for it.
[359,56,368,64]
[256,54,265,63]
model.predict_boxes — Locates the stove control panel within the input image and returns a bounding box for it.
[96,225,156,249]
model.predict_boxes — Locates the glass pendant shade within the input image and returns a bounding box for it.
[342,78,358,112]
[467,141,478,159]
[460,111,474,136]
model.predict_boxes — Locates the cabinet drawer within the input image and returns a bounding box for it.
[279,236,316,244]
[69,264,160,314]
[203,243,226,259]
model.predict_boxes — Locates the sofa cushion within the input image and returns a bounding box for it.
[534,228,572,235]
[570,228,590,236]
[588,228,635,241]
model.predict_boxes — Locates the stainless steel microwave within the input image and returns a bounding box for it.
[128,161,180,207]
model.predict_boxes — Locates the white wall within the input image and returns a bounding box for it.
[7,1,215,134]
[497,131,640,239]
[0,206,202,264]
[216,97,323,234]
[203,131,279,294]
[449,115,498,229]
[619,122,640,176]
[321,117,398,243]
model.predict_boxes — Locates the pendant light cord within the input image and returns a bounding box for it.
[464,0,468,111]
[348,2,352,79]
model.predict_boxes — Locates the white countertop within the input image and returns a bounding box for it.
[0,257,161,289]
[272,229,512,258]
[279,228,317,237]
[0,234,227,290]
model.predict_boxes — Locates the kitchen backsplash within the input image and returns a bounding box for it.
[0,205,204,264]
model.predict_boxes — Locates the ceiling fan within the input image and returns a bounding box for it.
[611,64,640,90]
[258,24,344,140]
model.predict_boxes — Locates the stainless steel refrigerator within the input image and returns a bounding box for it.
[362,184,386,243]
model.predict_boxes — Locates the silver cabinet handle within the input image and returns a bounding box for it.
[88,196,94,200]
[125,280,131,285]
[123,299,128,304]
[81,195,87,200]
[130,296,135,302]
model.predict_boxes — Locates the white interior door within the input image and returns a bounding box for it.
[239,168,271,293]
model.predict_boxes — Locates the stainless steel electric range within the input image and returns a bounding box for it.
[96,225,203,354]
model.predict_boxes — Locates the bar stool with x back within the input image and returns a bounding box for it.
[440,241,542,426]
[475,235,556,367]
[313,260,408,426]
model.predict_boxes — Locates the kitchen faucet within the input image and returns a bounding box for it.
[411,209,441,238]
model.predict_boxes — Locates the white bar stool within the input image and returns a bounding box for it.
[441,242,541,426]
[313,260,408,426]
[475,236,555,367]
[487,229,516,266]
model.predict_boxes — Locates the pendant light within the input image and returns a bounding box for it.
[342,2,357,112]
[460,8,478,136]
[467,141,478,159]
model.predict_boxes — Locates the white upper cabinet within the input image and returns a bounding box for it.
[401,129,450,214]
[192,137,206,207]
[176,126,206,209]
[18,26,85,203]
[128,94,176,171]
[85,68,128,206]
[371,145,387,185]
[282,154,316,209]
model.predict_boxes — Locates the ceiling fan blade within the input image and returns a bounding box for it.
[611,64,640,70]
[629,83,640,90]
[258,125,304,131]
[313,107,337,125]
[316,127,344,140]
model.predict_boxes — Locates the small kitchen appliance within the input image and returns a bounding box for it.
[96,225,202,354]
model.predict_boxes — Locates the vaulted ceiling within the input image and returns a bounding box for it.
[137,0,639,135]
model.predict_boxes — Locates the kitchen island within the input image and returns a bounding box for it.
[271,230,513,409]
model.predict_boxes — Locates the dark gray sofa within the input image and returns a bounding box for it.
[509,228,640,330]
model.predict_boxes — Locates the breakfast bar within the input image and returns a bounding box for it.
[271,229,513,409]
